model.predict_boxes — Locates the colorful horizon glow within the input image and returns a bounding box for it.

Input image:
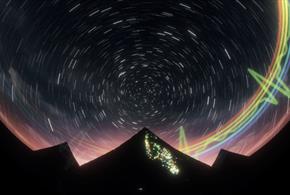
[0,0,289,166]
[179,0,290,164]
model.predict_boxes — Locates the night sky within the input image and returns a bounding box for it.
[0,0,289,165]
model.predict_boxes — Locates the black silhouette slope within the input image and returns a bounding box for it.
[0,121,290,194]
[213,122,290,168]
[213,149,250,169]
[212,121,290,194]
[0,122,78,194]
[70,128,212,193]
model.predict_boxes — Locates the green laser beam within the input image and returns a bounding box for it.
[248,68,290,105]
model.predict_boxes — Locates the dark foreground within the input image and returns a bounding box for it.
[0,122,289,194]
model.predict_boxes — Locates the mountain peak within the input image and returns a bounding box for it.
[82,127,210,178]
[135,127,156,137]
[213,149,250,168]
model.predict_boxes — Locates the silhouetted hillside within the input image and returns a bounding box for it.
[0,122,77,194]
[70,128,212,193]
[211,122,290,194]
[0,122,289,194]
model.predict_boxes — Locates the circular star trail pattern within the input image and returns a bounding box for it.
[0,0,289,165]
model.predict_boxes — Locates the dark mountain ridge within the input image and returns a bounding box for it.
[0,122,289,194]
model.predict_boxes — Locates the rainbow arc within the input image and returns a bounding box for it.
[180,0,290,157]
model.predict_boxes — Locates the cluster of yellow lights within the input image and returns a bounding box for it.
[144,133,179,175]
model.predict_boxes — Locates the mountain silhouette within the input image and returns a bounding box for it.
[0,122,77,194]
[70,128,212,193]
[211,122,290,194]
[0,122,290,194]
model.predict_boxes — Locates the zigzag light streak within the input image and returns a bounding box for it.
[181,0,290,156]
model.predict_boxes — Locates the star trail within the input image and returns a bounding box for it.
[0,0,289,165]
